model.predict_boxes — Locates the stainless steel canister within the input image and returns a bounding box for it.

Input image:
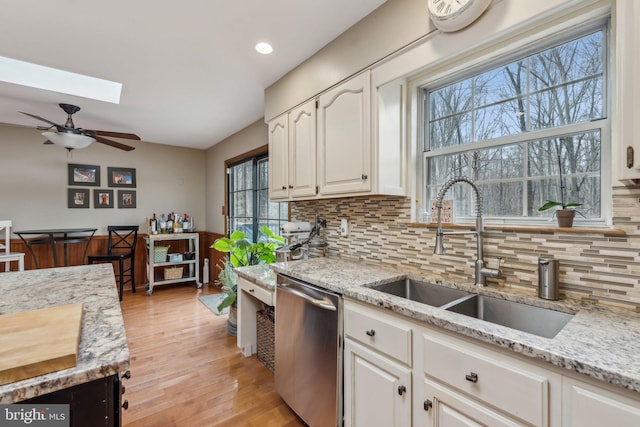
[538,257,560,300]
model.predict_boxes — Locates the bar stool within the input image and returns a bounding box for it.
[0,220,25,272]
[88,226,138,301]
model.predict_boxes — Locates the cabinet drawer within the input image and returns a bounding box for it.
[344,301,411,366]
[240,279,273,306]
[423,334,549,426]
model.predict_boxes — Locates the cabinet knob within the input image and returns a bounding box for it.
[249,288,254,293]
[289,185,294,189]
[282,186,287,190]
[424,399,433,411]
[465,372,478,383]
[122,400,129,410]
[122,370,131,380]
[398,385,407,396]
[122,385,126,395]
[365,329,375,337]
[361,174,368,180]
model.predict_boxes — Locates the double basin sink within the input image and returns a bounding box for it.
[371,279,574,338]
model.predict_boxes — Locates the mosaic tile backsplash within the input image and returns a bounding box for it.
[291,186,640,312]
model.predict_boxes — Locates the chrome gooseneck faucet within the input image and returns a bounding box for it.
[434,176,501,287]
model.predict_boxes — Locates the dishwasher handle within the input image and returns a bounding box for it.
[278,285,337,311]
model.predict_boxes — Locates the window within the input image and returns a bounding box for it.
[227,153,288,242]
[421,25,608,224]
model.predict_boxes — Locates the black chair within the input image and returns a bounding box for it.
[88,226,138,301]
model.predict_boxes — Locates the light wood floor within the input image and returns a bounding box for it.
[119,283,306,427]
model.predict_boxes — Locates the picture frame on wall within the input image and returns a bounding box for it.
[68,163,100,186]
[107,167,136,188]
[68,188,90,208]
[94,189,114,208]
[118,190,136,208]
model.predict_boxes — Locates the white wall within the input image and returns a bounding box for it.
[264,0,432,121]
[0,125,206,235]
[204,119,268,235]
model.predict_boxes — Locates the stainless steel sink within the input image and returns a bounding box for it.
[371,279,472,307]
[445,294,574,338]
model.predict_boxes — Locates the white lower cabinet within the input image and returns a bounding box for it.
[562,377,640,427]
[345,340,412,427]
[422,377,524,427]
[344,298,640,427]
[417,330,561,427]
[344,300,412,427]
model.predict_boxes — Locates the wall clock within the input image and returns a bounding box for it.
[427,0,492,33]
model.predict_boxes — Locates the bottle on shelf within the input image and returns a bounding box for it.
[159,214,167,234]
[150,213,157,234]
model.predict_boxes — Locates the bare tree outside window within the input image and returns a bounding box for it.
[423,27,606,221]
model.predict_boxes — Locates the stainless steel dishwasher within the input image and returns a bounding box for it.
[275,274,343,427]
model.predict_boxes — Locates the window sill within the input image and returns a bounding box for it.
[407,222,626,237]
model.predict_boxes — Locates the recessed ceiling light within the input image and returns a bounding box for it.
[0,56,122,104]
[255,42,274,55]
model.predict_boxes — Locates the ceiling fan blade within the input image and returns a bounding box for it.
[94,135,136,151]
[20,112,63,128]
[86,129,141,140]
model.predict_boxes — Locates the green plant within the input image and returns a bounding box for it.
[211,226,285,311]
[214,258,238,312]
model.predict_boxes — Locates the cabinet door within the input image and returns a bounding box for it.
[563,377,640,427]
[344,340,411,427]
[288,100,317,198]
[268,113,289,200]
[421,377,523,427]
[613,0,640,184]
[318,71,371,196]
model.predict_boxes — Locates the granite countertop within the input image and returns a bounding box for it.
[235,264,277,290]
[0,264,130,403]
[264,257,640,395]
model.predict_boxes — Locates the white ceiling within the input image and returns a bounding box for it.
[0,0,386,150]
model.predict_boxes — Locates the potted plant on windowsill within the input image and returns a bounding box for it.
[537,150,583,228]
[211,226,285,336]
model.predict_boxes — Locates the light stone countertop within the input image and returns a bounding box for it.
[0,264,129,403]
[238,257,640,395]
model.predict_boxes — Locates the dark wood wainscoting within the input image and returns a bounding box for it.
[4,231,228,291]
[201,231,226,284]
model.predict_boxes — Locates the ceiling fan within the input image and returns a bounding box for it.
[20,103,140,151]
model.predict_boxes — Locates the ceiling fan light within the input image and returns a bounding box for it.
[42,131,96,150]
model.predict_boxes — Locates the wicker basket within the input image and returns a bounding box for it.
[153,246,170,263]
[163,266,183,280]
[256,307,275,373]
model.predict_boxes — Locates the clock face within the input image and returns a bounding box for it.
[427,0,492,32]
[428,0,471,19]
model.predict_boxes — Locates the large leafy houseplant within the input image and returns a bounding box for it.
[211,226,285,311]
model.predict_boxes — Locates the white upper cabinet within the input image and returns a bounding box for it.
[269,100,317,201]
[268,70,407,201]
[288,100,317,199]
[318,71,372,196]
[613,0,640,185]
[268,113,289,200]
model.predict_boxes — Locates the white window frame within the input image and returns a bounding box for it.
[409,15,612,228]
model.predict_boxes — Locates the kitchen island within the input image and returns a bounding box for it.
[0,264,130,425]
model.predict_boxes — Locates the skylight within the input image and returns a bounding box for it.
[0,56,122,104]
